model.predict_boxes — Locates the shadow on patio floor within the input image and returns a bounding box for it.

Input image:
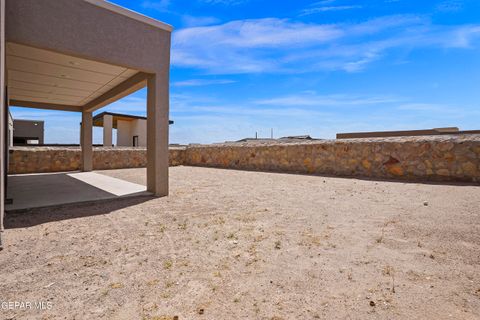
[4,170,154,229]
[6,171,149,211]
[4,195,154,229]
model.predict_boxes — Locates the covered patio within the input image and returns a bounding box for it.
[0,0,173,240]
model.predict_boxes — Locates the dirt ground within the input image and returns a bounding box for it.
[1,166,479,320]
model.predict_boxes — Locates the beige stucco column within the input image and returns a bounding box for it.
[0,0,5,237]
[103,114,113,147]
[146,73,169,196]
[81,111,93,171]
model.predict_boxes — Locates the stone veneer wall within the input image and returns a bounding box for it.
[8,135,480,183]
[9,147,186,174]
[184,135,480,183]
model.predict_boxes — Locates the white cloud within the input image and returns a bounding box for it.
[168,92,480,143]
[181,15,221,27]
[436,0,464,12]
[142,0,250,12]
[168,89,480,142]
[301,5,363,16]
[172,16,480,74]
[255,94,400,107]
[311,0,337,5]
[11,92,479,145]
[395,103,471,116]
[172,79,236,87]
[172,18,343,73]
[200,0,249,5]
[174,18,341,49]
[141,0,170,11]
[447,25,480,48]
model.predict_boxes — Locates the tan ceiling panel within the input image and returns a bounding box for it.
[78,84,118,104]
[105,75,132,88]
[6,43,127,76]
[118,69,139,79]
[12,96,78,107]
[6,42,140,108]
[10,95,78,106]
[9,80,91,98]
[93,84,118,95]
[7,56,118,85]
[10,88,82,103]
[8,70,102,92]
[78,71,141,104]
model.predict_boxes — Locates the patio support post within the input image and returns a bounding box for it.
[103,114,113,147]
[146,73,169,196]
[81,111,93,171]
[0,0,5,240]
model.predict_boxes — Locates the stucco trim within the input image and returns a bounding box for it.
[83,0,173,32]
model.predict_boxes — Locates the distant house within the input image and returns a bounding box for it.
[233,135,316,144]
[279,135,313,140]
[12,119,44,146]
[93,112,173,147]
[336,127,480,139]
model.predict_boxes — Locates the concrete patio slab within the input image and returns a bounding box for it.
[67,172,146,196]
[5,171,148,211]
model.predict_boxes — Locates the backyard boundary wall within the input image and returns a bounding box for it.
[9,147,185,174]
[185,135,480,183]
[9,135,480,183]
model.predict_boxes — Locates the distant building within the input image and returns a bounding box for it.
[336,127,480,139]
[12,119,44,146]
[93,112,173,147]
[232,135,316,144]
[279,135,313,140]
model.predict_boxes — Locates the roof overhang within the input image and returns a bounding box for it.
[5,0,172,113]
[7,43,142,109]
[84,0,173,32]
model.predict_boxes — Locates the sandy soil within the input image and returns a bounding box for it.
[1,166,479,320]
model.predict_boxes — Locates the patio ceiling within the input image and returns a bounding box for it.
[6,42,141,110]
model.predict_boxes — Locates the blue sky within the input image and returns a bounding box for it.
[10,0,480,144]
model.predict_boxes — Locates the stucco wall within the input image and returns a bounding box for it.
[116,120,132,147]
[131,119,147,147]
[9,147,185,174]
[8,135,480,183]
[1,0,5,231]
[116,119,147,147]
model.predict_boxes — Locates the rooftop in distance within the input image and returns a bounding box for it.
[93,112,174,129]
[337,127,480,139]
